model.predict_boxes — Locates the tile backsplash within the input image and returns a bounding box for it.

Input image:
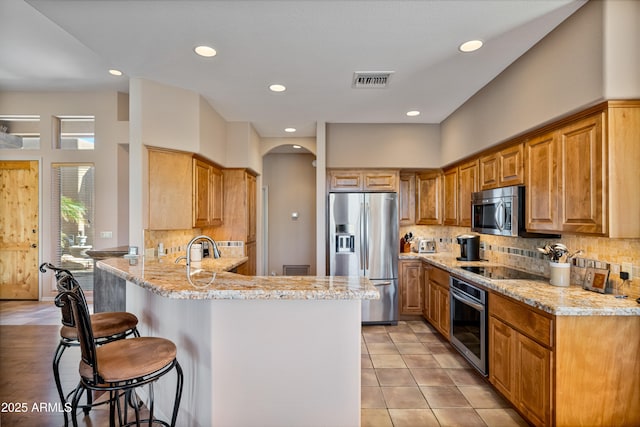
[402,225,640,299]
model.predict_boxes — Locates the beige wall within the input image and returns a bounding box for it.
[441,1,606,164]
[199,96,228,163]
[263,153,317,276]
[0,90,129,297]
[440,0,640,165]
[326,123,440,168]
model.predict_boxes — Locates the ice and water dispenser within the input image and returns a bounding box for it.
[335,224,355,253]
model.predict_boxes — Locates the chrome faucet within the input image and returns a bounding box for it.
[175,235,221,266]
[175,235,221,288]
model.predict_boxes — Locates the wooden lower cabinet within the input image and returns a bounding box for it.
[489,315,551,427]
[489,292,640,427]
[237,241,256,276]
[399,260,423,315]
[422,264,450,339]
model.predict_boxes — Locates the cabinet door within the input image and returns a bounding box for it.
[363,170,398,192]
[516,333,552,427]
[489,316,516,401]
[443,168,458,225]
[328,170,363,191]
[479,152,500,190]
[193,159,212,228]
[499,143,524,187]
[246,173,257,243]
[458,160,478,227]
[399,260,423,314]
[148,149,193,230]
[558,114,605,234]
[399,173,415,225]
[526,132,559,232]
[428,281,438,326]
[416,171,442,225]
[210,166,224,225]
[422,265,430,319]
[437,285,450,339]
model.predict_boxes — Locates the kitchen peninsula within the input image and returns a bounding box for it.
[97,257,378,427]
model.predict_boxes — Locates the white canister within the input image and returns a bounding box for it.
[190,243,202,262]
[549,262,571,287]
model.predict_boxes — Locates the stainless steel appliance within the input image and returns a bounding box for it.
[460,265,545,281]
[456,234,480,261]
[471,185,558,238]
[418,238,436,253]
[472,186,521,237]
[450,277,487,375]
[329,192,398,324]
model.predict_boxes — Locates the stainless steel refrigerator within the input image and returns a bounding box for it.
[329,192,398,324]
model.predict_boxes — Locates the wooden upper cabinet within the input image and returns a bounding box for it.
[193,158,223,228]
[458,160,478,227]
[558,114,605,234]
[442,168,458,225]
[525,131,560,232]
[216,169,257,244]
[149,148,224,230]
[328,169,398,192]
[399,173,416,225]
[148,148,193,230]
[328,170,363,191]
[480,143,524,190]
[416,171,442,225]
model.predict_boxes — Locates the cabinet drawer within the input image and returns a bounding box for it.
[429,265,450,288]
[490,292,553,348]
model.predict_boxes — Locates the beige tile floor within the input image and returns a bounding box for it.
[1,301,528,426]
[361,321,528,427]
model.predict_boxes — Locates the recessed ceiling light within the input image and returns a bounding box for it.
[292,145,301,149]
[459,40,483,53]
[406,110,420,117]
[194,45,217,57]
[284,127,296,133]
[108,69,123,76]
[269,84,286,92]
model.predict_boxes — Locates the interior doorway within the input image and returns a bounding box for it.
[0,160,39,299]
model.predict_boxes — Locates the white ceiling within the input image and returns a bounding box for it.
[0,0,586,138]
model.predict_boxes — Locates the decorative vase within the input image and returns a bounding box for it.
[549,262,571,287]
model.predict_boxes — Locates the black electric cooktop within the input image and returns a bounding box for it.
[460,266,545,281]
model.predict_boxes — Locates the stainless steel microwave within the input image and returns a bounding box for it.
[471,186,522,237]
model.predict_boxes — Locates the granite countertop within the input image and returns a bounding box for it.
[97,257,379,301]
[400,252,640,316]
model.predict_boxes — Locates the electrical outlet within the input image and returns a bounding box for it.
[621,262,633,280]
[100,231,113,238]
[611,264,621,274]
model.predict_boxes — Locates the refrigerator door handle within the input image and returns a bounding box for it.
[365,202,370,271]
[359,202,365,271]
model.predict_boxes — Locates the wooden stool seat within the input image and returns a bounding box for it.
[80,337,177,383]
[61,312,139,341]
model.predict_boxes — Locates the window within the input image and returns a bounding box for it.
[0,115,41,149]
[54,116,95,150]
[52,164,95,290]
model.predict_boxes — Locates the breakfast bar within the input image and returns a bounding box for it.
[97,257,379,427]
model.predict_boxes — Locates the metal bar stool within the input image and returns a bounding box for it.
[55,275,183,427]
[41,262,140,426]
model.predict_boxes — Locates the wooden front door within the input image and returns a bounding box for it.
[0,161,39,299]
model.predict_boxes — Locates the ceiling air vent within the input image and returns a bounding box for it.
[352,71,394,89]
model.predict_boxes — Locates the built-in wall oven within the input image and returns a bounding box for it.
[450,277,487,376]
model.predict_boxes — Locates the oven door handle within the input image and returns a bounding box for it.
[451,289,485,312]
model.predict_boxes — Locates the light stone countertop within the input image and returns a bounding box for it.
[97,257,379,301]
[400,252,640,316]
